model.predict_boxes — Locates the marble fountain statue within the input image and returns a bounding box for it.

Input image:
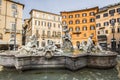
[0,25,118,71]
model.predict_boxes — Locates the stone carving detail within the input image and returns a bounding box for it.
[43,40,63,58]
[18,35,38,55]
[79,35,103,53]
[62,25,73,51]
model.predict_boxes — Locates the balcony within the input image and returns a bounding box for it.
[72,31,81,34]
[99,27,105,29]
[4,29,22,34]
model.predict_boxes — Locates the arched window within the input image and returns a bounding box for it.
[75,20,80,24]
[69,20,73,24]
[62,21,66,25]
[90,26,95,30]
[69,27,73,32]
[82,26,87,31]
[75,27,80,32]
[82,19,87,23]
[90,18,95,22]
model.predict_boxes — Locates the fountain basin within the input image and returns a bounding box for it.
[87,53,117,68]
[0,51,118,71]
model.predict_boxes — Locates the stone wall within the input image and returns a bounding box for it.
[0,52,117,71]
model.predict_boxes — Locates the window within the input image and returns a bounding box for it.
[62,15,66,19]
[69,27,73,31]
[82,13,87,17]
[69,15,73,18]
[96,23,101,27]
[98,31,100,34]
[38,21,40,26]
[58,17,61,21]
[109,9,115,16]
[12,11,17,17]
[75,14,80,18]
[57,32,61,37]
[42,30,45,36]
[83,26,87,31]
[82,19,87,23]
[96,15,100,19]
[117,18,120,23]
[117,8,120,13]
[90,12,95,16]
[111,28,115,33]
[105,30,108,34]
[75,20,80,24]
[104,22,109,26]
[90,18,95,22]
[54,16,56,21]
[118,28,120,33]
[103,13,108,17]
[75,27,80,32]
[62,21,66,25]
[90,26,95,30]
[0,33,2,39]
[11,23,15,31]
[53,23,56,27]
[110,19,116,24]
[47,31,51,38]
[58,24,60,28]
[35,20,40,26]
[12,4,17,9]
[69,20,73,24]
[0,0,2,5]
[48,22,52,28]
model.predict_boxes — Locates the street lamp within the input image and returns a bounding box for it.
[110,18,116,51]
[14,9,17,51]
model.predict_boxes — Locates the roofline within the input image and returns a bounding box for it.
[29,9,61,16]
[60,6,99,13]
[6,0,25,9]
[98,2,120,13]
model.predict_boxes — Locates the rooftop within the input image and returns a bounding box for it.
[60,6,98,13]
[6,0,25,8]
[29,9,61,16]
[99,2,120,12]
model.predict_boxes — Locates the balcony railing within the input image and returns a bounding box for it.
[4,29,22,34]
[72,31,81,34]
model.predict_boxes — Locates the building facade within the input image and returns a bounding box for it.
[0,0,24,47]
[61,7,98,48]
[96,3,120,46]
[26,9,62,47]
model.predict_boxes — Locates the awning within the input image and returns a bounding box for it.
[0,40,8,45]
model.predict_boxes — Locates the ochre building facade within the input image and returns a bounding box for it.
[61,7,98,48]
[0,0,24,46]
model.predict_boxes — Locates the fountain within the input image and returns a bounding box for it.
[0,25,118,71]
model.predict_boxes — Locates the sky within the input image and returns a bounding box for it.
[14,0,120,19]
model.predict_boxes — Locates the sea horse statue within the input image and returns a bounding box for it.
[62,25,73,51]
